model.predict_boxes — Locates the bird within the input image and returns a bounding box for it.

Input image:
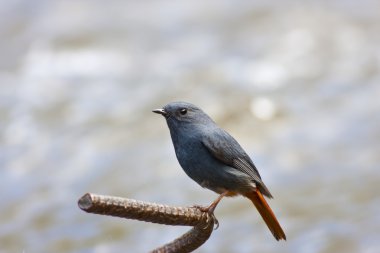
[153,101,286,241]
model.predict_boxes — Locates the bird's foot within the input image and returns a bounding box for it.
[192,204,219,230]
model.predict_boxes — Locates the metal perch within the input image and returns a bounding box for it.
[78,193,216,253]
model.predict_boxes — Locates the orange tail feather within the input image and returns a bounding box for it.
[245,189,286,241]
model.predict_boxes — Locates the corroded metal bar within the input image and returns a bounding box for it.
[78,193,215,252]
[78,193,209,227]
[151,216,214,253]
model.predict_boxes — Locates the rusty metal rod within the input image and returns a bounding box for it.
[78,193,215,253]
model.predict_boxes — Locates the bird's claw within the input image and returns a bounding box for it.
[192,205,220,230]
[210,212,219,230]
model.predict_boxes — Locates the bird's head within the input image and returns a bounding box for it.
[153,102,214,126]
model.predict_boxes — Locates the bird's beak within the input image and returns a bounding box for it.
[152,108,168,117]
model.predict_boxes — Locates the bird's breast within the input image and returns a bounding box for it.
[173,133,205,167]
[172,133,223,180]
[167,122,255,194]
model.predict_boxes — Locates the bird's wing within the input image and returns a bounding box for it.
[201,127,273,198]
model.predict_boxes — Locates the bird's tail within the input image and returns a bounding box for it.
[244,189,286,241]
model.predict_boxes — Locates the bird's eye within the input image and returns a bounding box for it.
[179,108,187,115]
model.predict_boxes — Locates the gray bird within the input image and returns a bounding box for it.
[153,101,286,240]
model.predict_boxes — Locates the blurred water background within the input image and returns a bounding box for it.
[1,1,379,252]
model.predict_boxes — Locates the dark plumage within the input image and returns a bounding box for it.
[153,101,286,240]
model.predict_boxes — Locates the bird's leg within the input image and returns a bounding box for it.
[205,191,229,213]
[195,191,230,229]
